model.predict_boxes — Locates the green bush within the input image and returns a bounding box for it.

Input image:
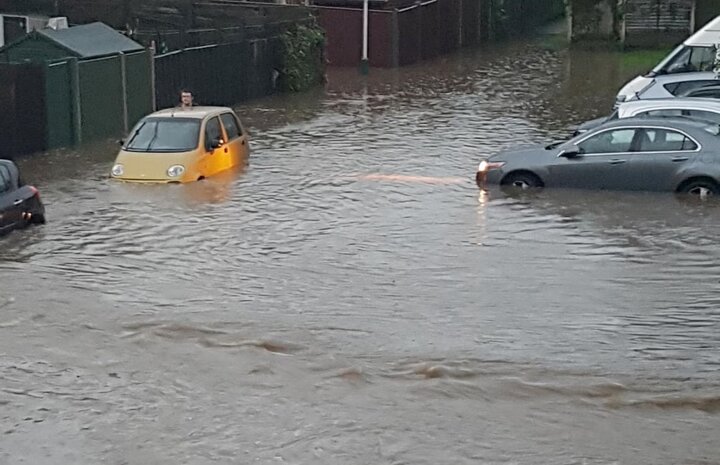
[280,21,325,93]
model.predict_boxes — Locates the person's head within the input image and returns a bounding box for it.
[180,89,193,107]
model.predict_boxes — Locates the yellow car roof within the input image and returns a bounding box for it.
[150,106,234,119]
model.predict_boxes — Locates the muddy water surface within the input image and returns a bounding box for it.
[2,41,719,464]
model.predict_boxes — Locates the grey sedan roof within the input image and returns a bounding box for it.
[572,116,720,146]
[597,115,718,131]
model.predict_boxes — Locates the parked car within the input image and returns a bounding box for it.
[0,159,45,236]
[574,98,720,135]
[111,106,250,183]
[613,71,720,107]
[616,15,720,105]
[476,117,720,197]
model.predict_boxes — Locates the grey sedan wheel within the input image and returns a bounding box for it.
[679,179,720,199]
[501,172,542,190]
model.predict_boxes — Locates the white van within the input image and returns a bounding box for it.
[616,15,720,104]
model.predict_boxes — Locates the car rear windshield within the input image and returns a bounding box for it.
[124,118,201,152]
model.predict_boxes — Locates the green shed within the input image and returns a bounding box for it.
[0,22,144,63]
[0,21,153,153]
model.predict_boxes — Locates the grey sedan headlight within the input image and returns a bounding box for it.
[167,165,185,177]
[477,160,505,172]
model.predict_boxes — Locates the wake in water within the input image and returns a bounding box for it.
[353,173,467,185]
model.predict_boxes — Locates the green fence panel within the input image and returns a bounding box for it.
[79,56,124,142]
[124,51,154,131]
[45,60,74,149]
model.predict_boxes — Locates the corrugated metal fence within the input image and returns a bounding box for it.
[0,51,153,158]
[0,63,46,159]
[44,51,153,148]
[318,0,564,68]
[153,37,283,109]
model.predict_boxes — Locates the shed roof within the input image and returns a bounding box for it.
[37,22,143,58]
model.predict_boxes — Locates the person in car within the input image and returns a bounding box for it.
[178,89,197,109]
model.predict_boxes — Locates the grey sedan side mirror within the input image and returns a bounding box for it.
[558,145,584,158]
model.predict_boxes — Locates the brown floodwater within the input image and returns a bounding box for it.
[2,40,720,464]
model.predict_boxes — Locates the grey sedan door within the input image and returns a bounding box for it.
[620,127,701,191]
[545,128,639,190]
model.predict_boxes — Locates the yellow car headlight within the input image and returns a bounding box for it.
[167,165,185,178]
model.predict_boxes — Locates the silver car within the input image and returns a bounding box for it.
[615,71,720,107]
[575,98,720,135]
[476,117,720,197]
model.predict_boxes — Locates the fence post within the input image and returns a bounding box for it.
[457,0,463,48]
[416,1,422,63]
[120,52,129,134]
[149,48,157,111]
[391,8,400,67]
[69,57,82,145]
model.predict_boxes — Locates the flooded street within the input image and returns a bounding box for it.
[2,40,720,464]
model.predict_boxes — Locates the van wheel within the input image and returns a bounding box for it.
[197,175,205,181]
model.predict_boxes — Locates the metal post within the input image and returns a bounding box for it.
[119,52,129,134]
[391,8,400,68]
[69,57,82,145]
[360,0,369,75]
[149,47,157,111]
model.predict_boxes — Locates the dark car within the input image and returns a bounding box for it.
[476,117,720,197]
[0,159,45,236]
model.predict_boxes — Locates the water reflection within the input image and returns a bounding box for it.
[2,39,719,465]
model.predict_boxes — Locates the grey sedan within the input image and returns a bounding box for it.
[476,117,720,197]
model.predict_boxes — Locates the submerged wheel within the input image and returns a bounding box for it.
[678,179,720,199]
[501,172,542,190]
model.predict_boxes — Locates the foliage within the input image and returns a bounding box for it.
[280,20,325,93]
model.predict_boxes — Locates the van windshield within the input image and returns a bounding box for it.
[653,45,716,75]
[125,118,201,152]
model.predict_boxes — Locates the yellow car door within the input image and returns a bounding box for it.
[219,111,249,168]
[202,115,227,178]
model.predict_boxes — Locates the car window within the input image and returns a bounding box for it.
[637,129,698,152]
[579,129,636,154]
[0,165,11,194]
[685,88,720,98]
[702,124,720,136]
[125,118,201,152]
[663,47,693,73]
[205,117,223,146]
[637,109,683,118]
[688,47,716,72]
[685,109,720,124]
[220,113,242,140]
[665,80,720,96]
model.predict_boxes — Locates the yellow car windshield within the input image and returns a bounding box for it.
[125,118,201,152]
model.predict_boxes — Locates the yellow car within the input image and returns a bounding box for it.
[111,106,250,183]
